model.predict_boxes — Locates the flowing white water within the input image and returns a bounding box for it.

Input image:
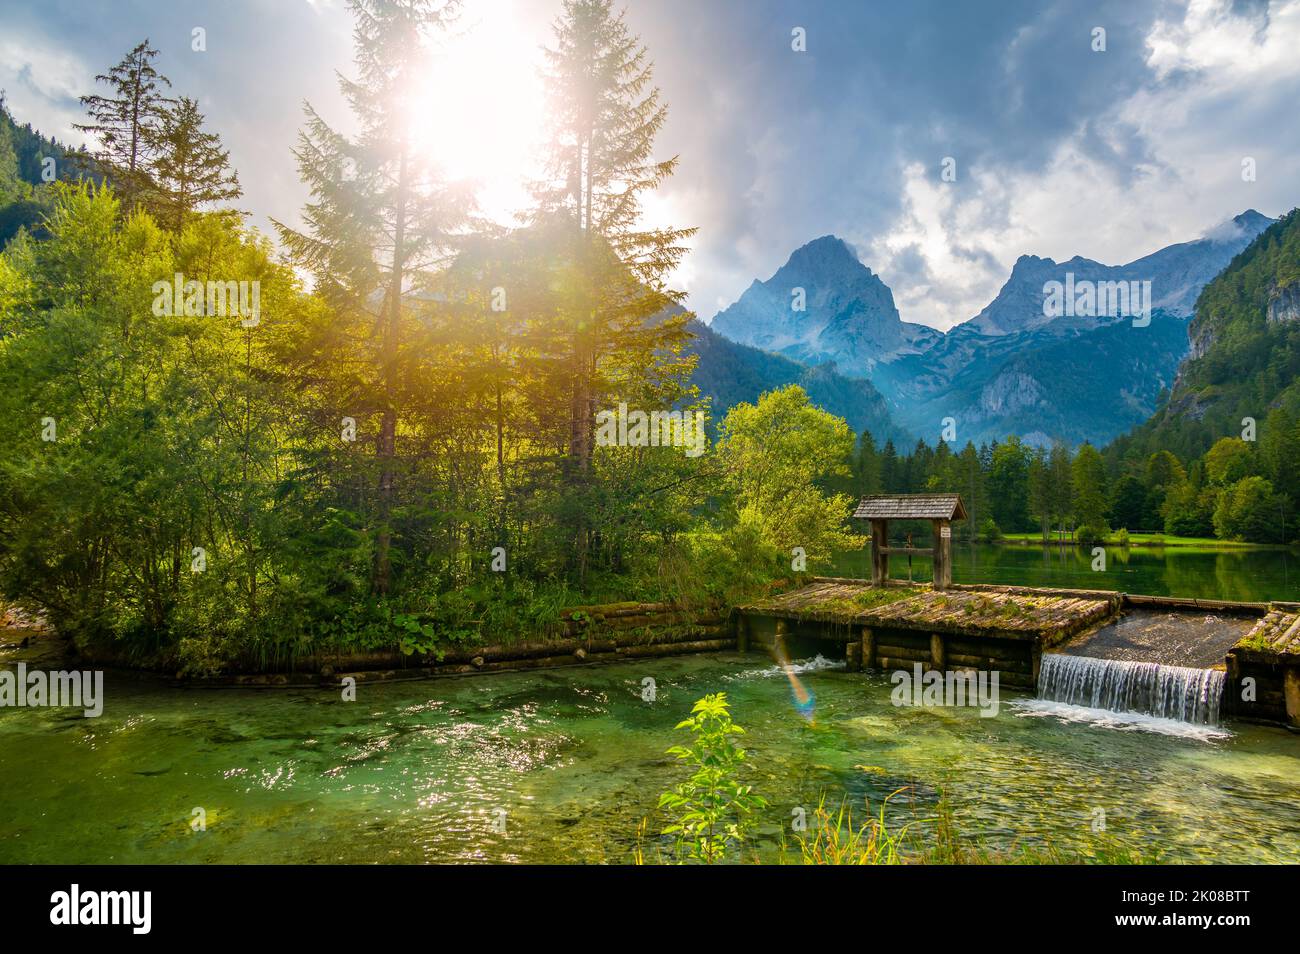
[729,654,845,680]
[1034,653,1225,727]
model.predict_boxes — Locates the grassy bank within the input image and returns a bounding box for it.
[998,531,1284,549]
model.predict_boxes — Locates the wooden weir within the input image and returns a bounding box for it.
[736,578,1121,690]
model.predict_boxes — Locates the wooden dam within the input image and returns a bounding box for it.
[737,578,1118,690]
[732,494,1300,729]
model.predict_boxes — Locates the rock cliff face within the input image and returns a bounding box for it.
[1189,320,1218,360]
[706,211,1278,447]
[1116,209,1300,461]
[709,235,940,375]
[1267,281,1300,324]
[978,371,1043,415]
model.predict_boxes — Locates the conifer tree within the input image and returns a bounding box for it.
[531,0,696,582]
[274,0,471,595]
[75,40,172,205]
[151,97,242,229]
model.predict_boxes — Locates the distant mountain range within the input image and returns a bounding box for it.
[701,210,1276,447]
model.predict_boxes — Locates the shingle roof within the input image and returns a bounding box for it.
[853,493,967,521]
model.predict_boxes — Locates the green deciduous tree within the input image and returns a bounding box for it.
[1204,437,1254,486]
[988,437,1031,533]
[1071,443,1109,542]
[715,385,863,566]
[1213,476,1283,543]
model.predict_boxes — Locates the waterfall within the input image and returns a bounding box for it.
[1037,654,1225,727]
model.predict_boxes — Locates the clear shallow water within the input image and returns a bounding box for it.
[830,543,1300,603]
[1,653,1297,864]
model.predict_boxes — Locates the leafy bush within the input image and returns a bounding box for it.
[657,693,767,864]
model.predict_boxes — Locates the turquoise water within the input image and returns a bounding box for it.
[831,543,1300,603]
[1,653,1297,864]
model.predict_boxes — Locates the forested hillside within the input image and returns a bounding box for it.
[685,317,908,444]
[0,98,91,244]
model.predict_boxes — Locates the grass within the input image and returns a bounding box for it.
[999,531,1281,549]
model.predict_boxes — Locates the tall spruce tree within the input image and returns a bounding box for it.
[1048,440,1074,541]
[530,0,696,583]
[151,97,242,229]
[75,40,171,206]
[274,0,472,595]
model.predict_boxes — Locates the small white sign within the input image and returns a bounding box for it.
[940,526,951,539]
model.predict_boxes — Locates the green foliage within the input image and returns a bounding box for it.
[1108,209,1300,467]
[1203,437,1254,486]
[1213,476,1283,543]
[977,516,1002,542]
[988,437,1032,532]
[150,96,241,229]
[715,385,864,566]
[74,39,173,208]
[657,693,767,864]
[1071,443,1109,535]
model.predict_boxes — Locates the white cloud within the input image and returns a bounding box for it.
[0,34,90,142]
[860,0,1300,332]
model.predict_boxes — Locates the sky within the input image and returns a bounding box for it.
[2,0,1299,330]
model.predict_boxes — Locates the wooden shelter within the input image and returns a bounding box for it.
[853,493,967,590]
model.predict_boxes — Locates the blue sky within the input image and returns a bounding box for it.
[2,0,1298,329]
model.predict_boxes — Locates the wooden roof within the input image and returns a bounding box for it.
[853,493,967,521]
[739,579,1116,641]
[1235,605,1300,658]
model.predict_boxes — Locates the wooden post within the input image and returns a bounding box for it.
[861,626,877,669]
[929,632,946,672]
[736,613,749,653]
[932,518,952,590]
[871,519,889,586]
[1285,667,1300,728]
[1224,653,1240,716]
[845,640,862,672]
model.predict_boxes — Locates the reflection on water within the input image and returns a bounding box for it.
[1,653,1297,864]
[831,543,1300,603]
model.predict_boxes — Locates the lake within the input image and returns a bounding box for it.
[831,542,1300,603]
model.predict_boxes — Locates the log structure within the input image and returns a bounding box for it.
[1226,601,1300,727]
[737,578,1120,690]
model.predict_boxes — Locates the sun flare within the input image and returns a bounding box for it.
[407,0,545,223]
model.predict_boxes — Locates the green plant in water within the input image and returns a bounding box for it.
[658,693,767,864]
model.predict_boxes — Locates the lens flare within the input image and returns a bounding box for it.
[771,634,816,723]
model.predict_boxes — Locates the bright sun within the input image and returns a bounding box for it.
[407,0,546,224]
